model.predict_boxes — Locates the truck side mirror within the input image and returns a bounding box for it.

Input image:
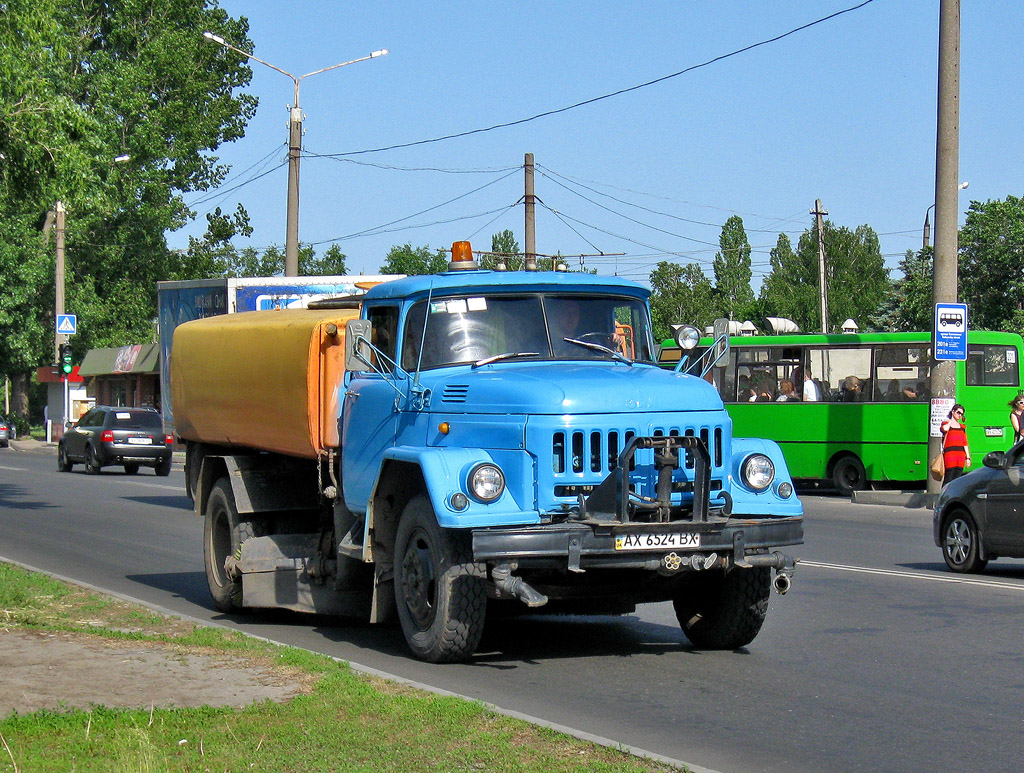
[344,319,373,371]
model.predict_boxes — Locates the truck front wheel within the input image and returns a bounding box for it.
[394,495,486,663]
[672,567,771,649]
[204,479,263,613]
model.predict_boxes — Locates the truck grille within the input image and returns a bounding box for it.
[551,425,723,476]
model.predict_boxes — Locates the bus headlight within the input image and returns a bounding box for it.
[742,454,775,491]
[469,463,505,502]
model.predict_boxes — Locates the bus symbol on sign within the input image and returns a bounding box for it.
[934,303,967,361]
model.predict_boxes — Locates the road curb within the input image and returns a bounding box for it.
[851,490,938,509]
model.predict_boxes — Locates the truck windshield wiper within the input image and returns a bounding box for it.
[472,351,540,368]
[562,337,633,366]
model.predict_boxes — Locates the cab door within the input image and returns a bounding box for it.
[341,304,403,513]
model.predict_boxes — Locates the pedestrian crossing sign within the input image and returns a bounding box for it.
[56,314,77,335]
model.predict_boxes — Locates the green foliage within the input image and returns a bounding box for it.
[874,248,933,332]
[0,0,256,383]
[649,261,716,342]
[480,228,523,270]
[959,195,1024,335]
[758,221,888,333]
[379,243,449,275]
[712,215,755,321]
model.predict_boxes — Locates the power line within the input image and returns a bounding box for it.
[329,1,876,157]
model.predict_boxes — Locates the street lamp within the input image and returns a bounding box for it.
[923,181,968,249]
[202,32,388,276]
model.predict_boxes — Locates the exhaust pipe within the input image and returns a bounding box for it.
[492,563,548,608]
[773,571,792,595]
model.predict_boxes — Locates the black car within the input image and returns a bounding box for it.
[933,441,1024,573]
[58,406,173,475]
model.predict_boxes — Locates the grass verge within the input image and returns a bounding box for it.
[0,562,680,772]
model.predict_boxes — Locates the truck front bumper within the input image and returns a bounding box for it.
[472,514,803,573]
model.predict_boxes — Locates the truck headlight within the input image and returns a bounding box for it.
[742,454,775,491]
[469,463,505,502]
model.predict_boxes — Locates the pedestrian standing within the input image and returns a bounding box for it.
[1008,392,1024,445]
[940,404,971,485]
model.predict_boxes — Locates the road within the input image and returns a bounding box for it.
[1,447,1022,772]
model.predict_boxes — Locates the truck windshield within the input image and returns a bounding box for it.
[401,294,654,370]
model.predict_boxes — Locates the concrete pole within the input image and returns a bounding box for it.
[55,201,66,363]
[812,199,829,333]
[524,153,537,271]
[927,0,960,495]
[286,104,302,276]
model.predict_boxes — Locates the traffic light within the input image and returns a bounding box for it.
[60,343,73,375]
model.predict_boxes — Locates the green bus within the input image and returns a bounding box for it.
[660,331,1023,493]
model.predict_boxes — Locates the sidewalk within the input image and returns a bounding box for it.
[9,436,185,463]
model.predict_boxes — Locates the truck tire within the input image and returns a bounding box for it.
[204,479,264,612]
[394,495,486,663]
[672,567,771,649]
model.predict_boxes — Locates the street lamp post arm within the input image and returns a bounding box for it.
[202,32,388,276]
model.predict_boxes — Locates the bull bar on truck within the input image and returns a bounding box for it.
[472,434,802,577]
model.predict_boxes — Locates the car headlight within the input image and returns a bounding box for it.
[469,463,505,502]
[742,454,775,491]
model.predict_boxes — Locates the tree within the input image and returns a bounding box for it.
[712,216,755,321]
[480,229,522,270]
[959,195,1024,335]
[0,0,256,420]
[758,233,817,329]
[649,261,716,343]
[379,244,448,275]
[875,248,933,332]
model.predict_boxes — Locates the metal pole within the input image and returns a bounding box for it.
[524,153,537,270]
[812,199,829,333]
[927,0,960,496]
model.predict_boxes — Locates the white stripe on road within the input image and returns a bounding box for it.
[0,465,26,472]
[801,559,1024,592]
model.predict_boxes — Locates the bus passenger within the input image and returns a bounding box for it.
[776,379,798,402]
[802,370,820,402]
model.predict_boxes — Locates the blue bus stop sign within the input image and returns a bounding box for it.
[934,303,967,361]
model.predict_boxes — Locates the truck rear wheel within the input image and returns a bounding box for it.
[672,567,771,649]
[204,479,263,613]
[394,495,486,663]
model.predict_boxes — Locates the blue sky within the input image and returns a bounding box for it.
[171,1,1023,287]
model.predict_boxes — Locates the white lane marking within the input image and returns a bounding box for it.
[801,559,1024,592]
[120,480,181,492]
[0,465,26,472]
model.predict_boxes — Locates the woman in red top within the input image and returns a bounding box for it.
[940,403,971,485]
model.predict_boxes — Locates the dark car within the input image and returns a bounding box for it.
[58,406,173,475]
[933,441,1024,573]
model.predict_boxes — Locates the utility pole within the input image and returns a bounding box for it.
[524,153,537,270]
[55,201,66,363]
[928,0,961,496]
[812,199,829,333]
[286,105,302,276]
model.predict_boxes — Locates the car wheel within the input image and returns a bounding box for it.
[941,510,988,573]
[85,445,102,475]
[831,454,866,496]
[155,456,172,477]
[123,463,140,475]
[394,494,486,663]
[57,443,73,472]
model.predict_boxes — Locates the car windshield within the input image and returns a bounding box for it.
[400,293,654,370]
[111,411,162,430]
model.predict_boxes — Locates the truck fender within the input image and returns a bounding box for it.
[728,437,803,516]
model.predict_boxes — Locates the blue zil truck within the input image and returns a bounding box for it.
[171,242,802,662]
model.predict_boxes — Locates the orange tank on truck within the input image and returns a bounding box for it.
[170,307,359,459]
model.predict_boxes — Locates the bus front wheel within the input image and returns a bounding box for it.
[831,454,866,495]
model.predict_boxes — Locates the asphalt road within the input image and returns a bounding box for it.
[1,445,1022,772]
